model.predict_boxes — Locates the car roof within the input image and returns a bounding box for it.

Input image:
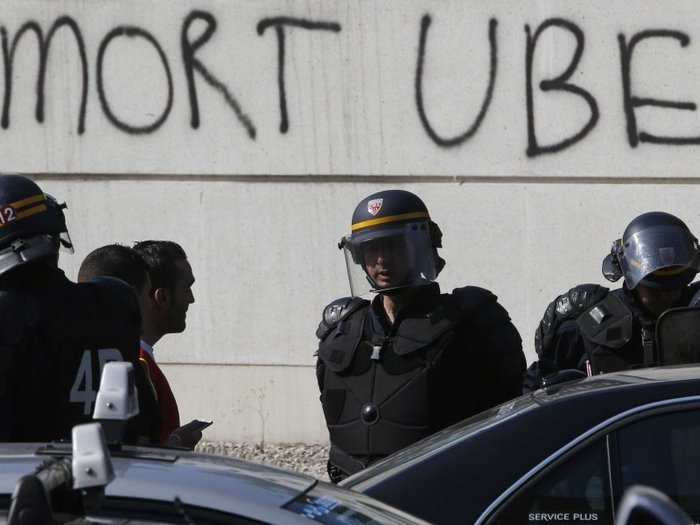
[343,365,700,523]
[351,364,700,480]
[0,443,316,519]
[536,365,700,399]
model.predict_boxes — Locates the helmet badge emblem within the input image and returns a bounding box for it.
[367,199,383,216]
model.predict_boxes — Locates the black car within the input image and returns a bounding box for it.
[0,362,428,525]
[0,441,429,524]
[342,365,700,525]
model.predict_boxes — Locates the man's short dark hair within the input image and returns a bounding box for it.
[133,240,188,291]
[78,244,150,292]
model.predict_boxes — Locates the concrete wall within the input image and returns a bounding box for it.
[7,0,700,442]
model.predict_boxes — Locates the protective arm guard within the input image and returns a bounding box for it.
[526,284,609,392]
[438,287,525,425]
[463,291,525,408]
[535,284,609,359]
[86,277,141,328]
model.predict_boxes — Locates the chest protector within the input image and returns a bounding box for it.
[576,290,650,374]
[318,291,482,471]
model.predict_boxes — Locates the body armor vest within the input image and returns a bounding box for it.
[532,283,700,390]
[576,289,648,374]
[318,291,479,475]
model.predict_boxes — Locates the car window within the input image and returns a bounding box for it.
[488,440,613,525]
[616,409,700,520]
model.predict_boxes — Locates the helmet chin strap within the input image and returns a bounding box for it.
[366,274,432,296]
[365,273,405,295]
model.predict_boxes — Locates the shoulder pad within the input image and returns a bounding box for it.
[88,276,138,306]
[316,297,369,341]
[576,291,633,349]
[450,286,496,314]
[553,284,610,318]
[535,284,609,358]
[0,289,37,344]
[81,277,140,324]
[89,275,135,294]
[317,303,368,372]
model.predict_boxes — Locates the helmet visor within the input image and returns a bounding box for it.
[58,229,74,254]
[340,222,437,297]
[620,225,700,289]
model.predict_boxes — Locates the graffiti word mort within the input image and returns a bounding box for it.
[1,11,342,140]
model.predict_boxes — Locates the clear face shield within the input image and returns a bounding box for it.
[339,222,437,297]
[58,229,74,253]
[620,225,700,289]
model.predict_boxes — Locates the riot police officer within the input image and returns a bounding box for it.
[316,189,525,482]
[0,175,158,442]
[525,211,700,391]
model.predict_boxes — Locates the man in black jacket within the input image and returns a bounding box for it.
[316,189,525,482]
[0,175,157,443]
[525,211,700,391]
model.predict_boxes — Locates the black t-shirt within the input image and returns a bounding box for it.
[0,263,159,443]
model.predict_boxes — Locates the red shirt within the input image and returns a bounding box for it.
[139,345,180,444]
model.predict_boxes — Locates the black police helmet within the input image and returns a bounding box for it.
[348,189,444,268]
[0,175,72,276]
[350,190,430,239]
[339,189,446,296]
[602,211,699,290]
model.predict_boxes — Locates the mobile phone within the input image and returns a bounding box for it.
[179,419,213,433]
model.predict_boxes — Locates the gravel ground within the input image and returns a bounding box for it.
[196,441,330,481]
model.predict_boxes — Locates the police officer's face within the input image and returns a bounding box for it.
[166,259,195,333]
[635,284,683,317]
[362,236,411,289]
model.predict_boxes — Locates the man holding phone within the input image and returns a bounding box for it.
[79,242,206,449]
[133,240,203,448]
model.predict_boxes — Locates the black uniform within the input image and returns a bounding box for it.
[316,283,525,481]
[0,263,159,442]
[524,282,700,391]
[524,211,700,391]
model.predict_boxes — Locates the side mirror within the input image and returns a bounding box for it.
[655,307,700,366]
[616,485,692,525]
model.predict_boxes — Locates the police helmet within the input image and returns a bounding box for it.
[602,212,700,290]
[338,189,445,296]
[0,175,73,277]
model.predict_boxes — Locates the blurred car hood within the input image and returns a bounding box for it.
[0,443,316,516]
